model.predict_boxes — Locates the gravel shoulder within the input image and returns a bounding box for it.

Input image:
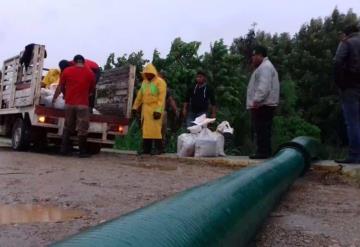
[256,170,360,247]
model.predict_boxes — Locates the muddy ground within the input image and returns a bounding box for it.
[0,147,359,247]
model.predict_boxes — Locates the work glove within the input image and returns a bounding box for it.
[153,112,162,120]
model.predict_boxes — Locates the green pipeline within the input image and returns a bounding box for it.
[52,136,319,247]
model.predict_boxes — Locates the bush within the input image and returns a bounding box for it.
[273,116,321,149]
[114,120,142,151]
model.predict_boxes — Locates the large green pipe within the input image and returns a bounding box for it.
[52,136,319,247]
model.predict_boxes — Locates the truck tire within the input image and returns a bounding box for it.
[87,143,101,154]
[12,118,30,151]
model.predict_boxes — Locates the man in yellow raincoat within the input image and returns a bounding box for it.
[132,64,167,155]
[42,69,60,88]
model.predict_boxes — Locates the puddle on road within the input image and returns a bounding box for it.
[0,204,85,225]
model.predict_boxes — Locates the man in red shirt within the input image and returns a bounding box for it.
[58,59,100,112]
[83,59,100,112]
[55,55,96,157]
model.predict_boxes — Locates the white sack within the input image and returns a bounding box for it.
[216,121,234,134]
[42,94,65,109]
[194,128,226,157]
[53,95,65,109]
[177,133,197,157]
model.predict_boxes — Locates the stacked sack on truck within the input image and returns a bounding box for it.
[39,69,65,109]
[177,114,234,157]
[39,69,100,114]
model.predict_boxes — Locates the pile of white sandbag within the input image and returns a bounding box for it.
[40,83,65,109]
[177,114,234,158]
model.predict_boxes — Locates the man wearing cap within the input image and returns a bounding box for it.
[53,59,100,113]
[182,71,217,127]
[70,59,100,113]
[132,64,167,155]
[334,24,360,164]
[247,46,280,159]
[54,55,96,157]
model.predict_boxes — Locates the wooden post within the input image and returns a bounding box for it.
[126,65,136,118]
[9,57,20,108]
[33,45,45,106]
[0,62,6,109]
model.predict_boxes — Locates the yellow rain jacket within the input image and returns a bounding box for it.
[42,69,60,88]
[132,64,167,139]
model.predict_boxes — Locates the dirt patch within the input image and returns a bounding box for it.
[0,149,232,247]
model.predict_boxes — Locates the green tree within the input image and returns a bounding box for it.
[104,51,149,86]
[152,37,202,102]
[285,9,359,145]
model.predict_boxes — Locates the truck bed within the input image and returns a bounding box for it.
[35,105,129,125]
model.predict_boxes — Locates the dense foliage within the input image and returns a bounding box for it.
[107,9,359,157]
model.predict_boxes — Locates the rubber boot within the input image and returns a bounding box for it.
[60,130,71,156]
[78,136,91,158]
[154,139,164,155]
[141,139,152,155]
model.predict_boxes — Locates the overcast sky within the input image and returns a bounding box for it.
[0,0,359,68]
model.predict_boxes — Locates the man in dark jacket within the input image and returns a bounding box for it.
[182,71,216,127]
[334,24,360,164]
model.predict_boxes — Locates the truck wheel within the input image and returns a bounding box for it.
[87,143,101,154]
[12,118,30,151]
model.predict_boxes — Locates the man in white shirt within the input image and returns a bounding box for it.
[246,46,280,159]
